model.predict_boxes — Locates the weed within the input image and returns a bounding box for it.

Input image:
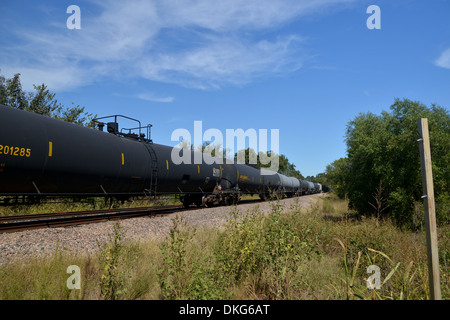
[333,237,431,300]
[98,223,128,300]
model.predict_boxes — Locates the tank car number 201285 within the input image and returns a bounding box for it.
[0,104,321,207]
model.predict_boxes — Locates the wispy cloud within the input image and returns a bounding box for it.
[435,48,450,69]
[138,34,305,89]
[0,0,356,92]
[167,117,182,123]
[135,92,175,103]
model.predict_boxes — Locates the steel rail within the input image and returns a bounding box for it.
[0,205,179,222]
[0,205,185,233]
[0,198,265,233]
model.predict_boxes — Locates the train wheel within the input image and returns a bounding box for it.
[224,195,234,206]
[181,194,191,208]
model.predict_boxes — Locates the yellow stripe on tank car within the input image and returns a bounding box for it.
[121,153,125,165]
[198,165,200,174]
[166,160,169,170]
[48,141,53,157]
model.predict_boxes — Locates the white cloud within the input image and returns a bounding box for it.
[435,48,450,69]
[156,0,343,31]
[138,35,305,88]
[0,0,356,92]
[135,92,175,103]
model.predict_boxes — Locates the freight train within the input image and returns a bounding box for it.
[0,104,321,207]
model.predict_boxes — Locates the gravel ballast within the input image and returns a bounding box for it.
[0,194,322,266]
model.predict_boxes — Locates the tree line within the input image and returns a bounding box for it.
[231,147,304,179]
[179,140,304,179]
[323,98,449,228]
[0,72,94,126]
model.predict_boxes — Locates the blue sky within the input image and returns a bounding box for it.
[1,0,449,177]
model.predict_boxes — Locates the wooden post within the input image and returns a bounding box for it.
[417,118,442,300]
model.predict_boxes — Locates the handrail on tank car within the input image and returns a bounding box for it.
[121,124,153,143]
[91,115,153,142]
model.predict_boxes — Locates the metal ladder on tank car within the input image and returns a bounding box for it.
[91,115,159,201]
[143,143,158,201]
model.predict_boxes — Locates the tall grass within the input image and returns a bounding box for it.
[0,195,181,217]
[0,194,448,300]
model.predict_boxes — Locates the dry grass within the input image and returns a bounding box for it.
[0,194,448,300]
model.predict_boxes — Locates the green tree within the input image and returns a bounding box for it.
[277,154,303,178]
[325,157,349,199]
[234,147,304,178]
[198,141,222,157]
[311,172,331,192]
[343,98,449,227]
[0,73,28,110]
[0,71,95,126]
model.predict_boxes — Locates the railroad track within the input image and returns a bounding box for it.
[0,205,187,233]
[0,198,264,233]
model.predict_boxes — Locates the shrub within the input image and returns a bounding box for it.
[98,223,128,300]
